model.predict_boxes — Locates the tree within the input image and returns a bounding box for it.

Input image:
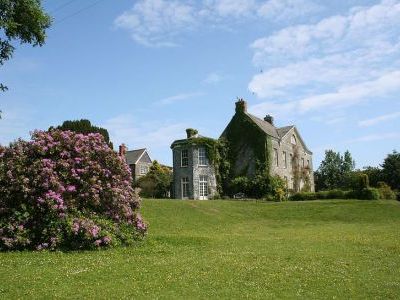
[51,119,113,149]
[381,150,400,190]
[315,150,355,191]
[1,0,51,92]
[135,161,172,198]
[362,166,383,187]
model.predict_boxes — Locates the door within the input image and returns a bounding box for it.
[199,175,208,200]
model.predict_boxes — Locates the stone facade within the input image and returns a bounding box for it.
[171,99,315,199]
[221,99,315,192]
[171,132,217,200]
[119,145,152,182]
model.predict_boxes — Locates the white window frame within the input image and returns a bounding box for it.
[181,149,188,167]
[199,175,208,199]
[181,177,189,199]
[283,151,287,169]
[274,148,279,167]
[198,147,208,166]
[140,165,148,175]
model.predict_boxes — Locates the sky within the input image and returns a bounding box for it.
[1,0,399,169]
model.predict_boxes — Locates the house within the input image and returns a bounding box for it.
[221,99,314,192]
[170,99,314,200]
[119,144,152,182]
[170,130,218,200]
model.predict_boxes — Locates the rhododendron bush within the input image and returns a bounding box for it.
[0,130,147,250]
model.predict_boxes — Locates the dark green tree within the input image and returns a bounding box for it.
[362,166,383,187]
[51,119,113,148]
[315,150,355,191]
[381,150,400,190]
[135,161,172,198]
[1,0,51,92]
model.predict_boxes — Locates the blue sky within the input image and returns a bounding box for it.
[1,0,399,169]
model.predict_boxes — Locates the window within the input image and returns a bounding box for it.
[302,158,305,168]
[307,159,310,167]
[290,153,293,168]
[283,151,287,168]
[284,176,288,187]
[199,175,208,197]
[181,149,188,167]
[198,147,208,166]
[181,177,189,198]
[291,135,297,145]
[140,165,148,175]
[274,148,279,167]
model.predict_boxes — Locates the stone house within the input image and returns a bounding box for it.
[221,99,314,192]
[171,99,314,199]
[170,131,218,200]
[119,144,152,182]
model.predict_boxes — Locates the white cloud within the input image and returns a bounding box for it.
[115,0,321,46]
[249,0,400,118]
[358,111,400,127]
[249,70,400,116]
[347,132,400,143]
[102,114,188,164]
[203,72,225,84]
[258,0,322,21]
[114,0,196,47]
[156,92,204,105]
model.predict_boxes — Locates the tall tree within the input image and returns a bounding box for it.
[135,161,172,198]
[51,119,113,148]
[315,150,355,191]
[381,150,400,190]
[1,0,51,92]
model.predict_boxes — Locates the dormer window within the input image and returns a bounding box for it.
[198,147,208,166]
[291,135,297,145]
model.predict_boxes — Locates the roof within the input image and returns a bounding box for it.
[171,134,214,148]
[125,148,147,165]
[245,112,280,139]
[276,125,294,138]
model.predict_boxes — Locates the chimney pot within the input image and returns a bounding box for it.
[235,98,247,113]
[264,115,274,125]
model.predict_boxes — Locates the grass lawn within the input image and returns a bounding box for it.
[1,199,400,299]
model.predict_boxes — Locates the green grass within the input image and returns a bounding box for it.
[1,200,400,299]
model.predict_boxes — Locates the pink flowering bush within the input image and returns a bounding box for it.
[0,130,147,250]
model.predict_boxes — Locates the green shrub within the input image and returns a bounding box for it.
[377,182,396,200]
[347,188,380,200]
[326,189,346,199]
[290,192,317,201]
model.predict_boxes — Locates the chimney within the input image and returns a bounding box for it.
[264,114,274,125]
[119,143,127,157]
[186,128,198,139]
[235,98,247,113]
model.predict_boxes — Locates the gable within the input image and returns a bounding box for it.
[138,151,152,164]
[125,148,151,165]
[280,127,312,154]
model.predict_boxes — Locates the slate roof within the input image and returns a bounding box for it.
[276,125,294,138]
[125,148,147,165]
[245,112,281,139]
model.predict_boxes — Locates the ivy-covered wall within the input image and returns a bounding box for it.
[220,111,272,179]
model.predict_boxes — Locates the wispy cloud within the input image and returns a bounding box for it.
[102,114,188,164]
[203,72,225,84]
[358,111,400,127]
[156,92,204,105]
[347,132,400,143]
[249,0,400,117]
[115,0,321,46]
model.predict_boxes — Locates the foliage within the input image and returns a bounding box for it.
[51,119,113,148]
[291,188,380,201]
[186,128,198,137]
[376,182,396,200]
[381,150,400,190]
[0,0,51,92]
[347,188,380,200]
[230,174,286,200]
[361,166,383,187]
[135,161,172,198]
[0,130,146,251]
[315,150,355,191]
